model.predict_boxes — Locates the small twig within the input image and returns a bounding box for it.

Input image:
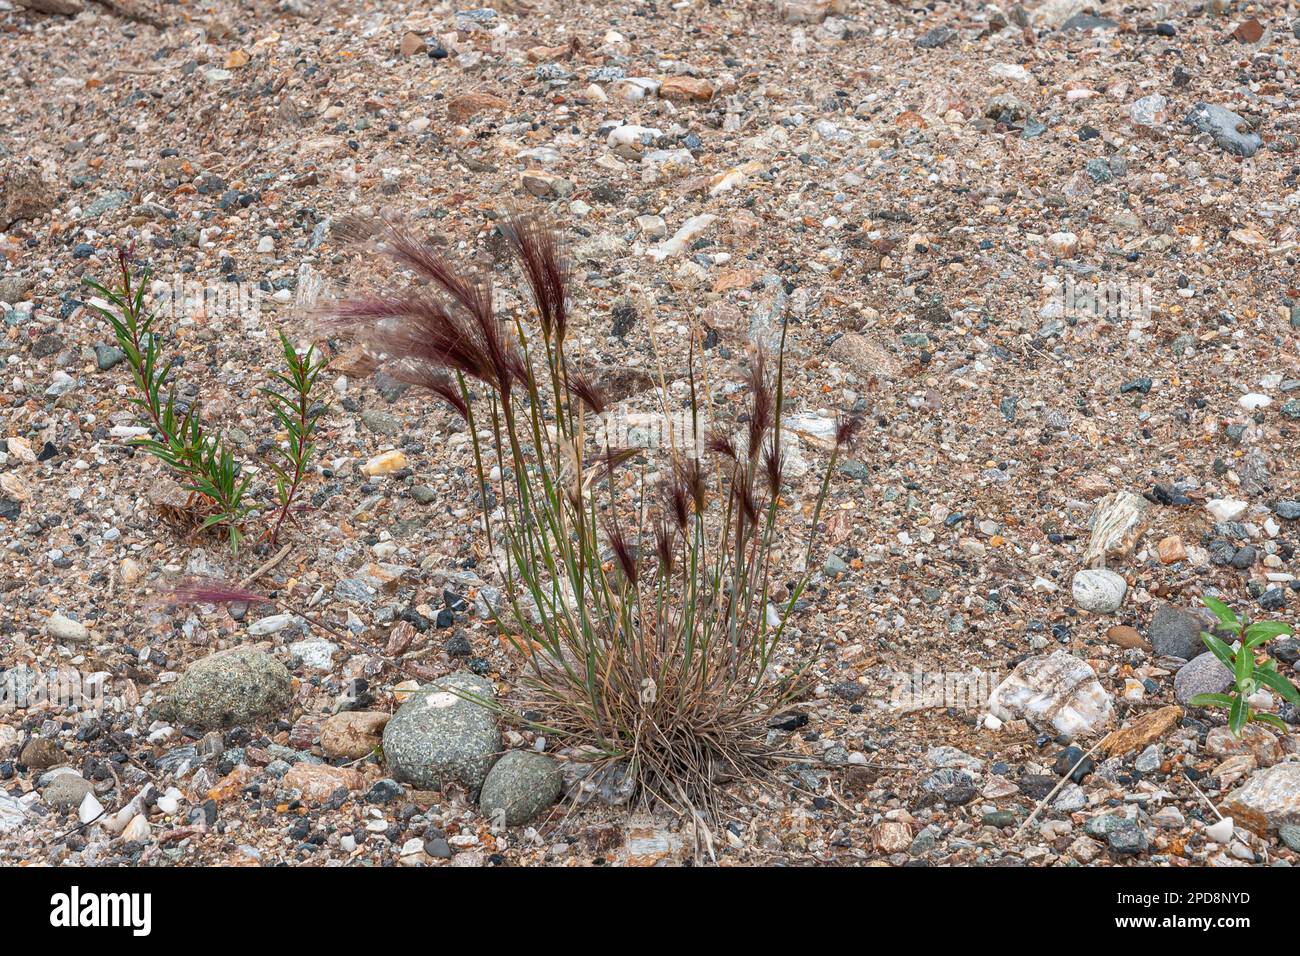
[52,803,110,842]
[822,781,857,815]
[1013,738,1105,841]
[239,544,293,589]
[268,598,353,645]
[1180,770,1225,822]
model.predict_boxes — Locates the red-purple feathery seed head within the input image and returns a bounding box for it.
[762,441,784,497]
[746,352,773,462]
[567,369,607,414]
[603,521,639,587]
[501,213,570,345]
[167,578,271,606]
[705,429,737,461]
[835,414,864,449]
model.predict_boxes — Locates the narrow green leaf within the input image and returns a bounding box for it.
[1228,694,1247,735]
[1201,631,1237,673]
[1254,668,1300,707]
[1244,620,1292,643]
[1234,642,1254,687]
[1252,713,1289,731]
[1201,595,1239,628]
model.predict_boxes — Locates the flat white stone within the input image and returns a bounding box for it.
[78,792,105,825]
[1207,498,1248,522]
[46,612,90,644]
[248,613,296,636]
[122,813,151,842]
[1205,816,1234,843]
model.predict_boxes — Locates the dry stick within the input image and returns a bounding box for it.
[239,543,293,588]
[1180,770,1225,822]
[1012,738,1105,841]
[232,544,352,644]
[273,600,356,645]
[688,800,717,864]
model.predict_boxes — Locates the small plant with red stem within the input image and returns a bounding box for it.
[86,246,327,551]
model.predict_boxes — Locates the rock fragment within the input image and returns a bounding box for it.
[0,162,55,230]
[987,651,1114,736]
[169,649,293,730]
[479,751,562,825]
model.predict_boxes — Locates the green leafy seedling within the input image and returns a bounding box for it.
[1190,595,1300,735]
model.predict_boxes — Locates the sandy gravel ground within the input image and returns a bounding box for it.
[2,0,1300,866]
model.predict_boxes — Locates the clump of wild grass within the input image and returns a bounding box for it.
[320,213,860,818]
[86,246,328,551]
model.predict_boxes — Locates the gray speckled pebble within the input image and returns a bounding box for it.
[383,671,500,790]
[479,751,562,825]
[169,648,293,730]
[1174,651,1233,705]
[1280,824,1300,852]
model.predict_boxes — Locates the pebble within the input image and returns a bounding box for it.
[1148,604,1208,660]
[1071,569,1127,613]
[1222,763,1300,834]
[1104,819,1148,856]
[1054,746,1094,783]
[987,650,1114,735]
[1106,625,1144,650]
[0,795,29,836]
[43,774,94,808]
[122,814,151,843]
[78,791,105,825]
[169,649,293,730]
[361,450,408,476]
[1134,745,1162,774]
[479,751,563,825]
[383,671,501,790]
[915,26,956,49]
[45,611,90,644]
[320,711,390,760]
[361,409,402,437]
[920,768,977,805]
[247,613,297,636]
[288,638,337,671]
[635,214,667,240]
[873,821,912,853]
[1174,652,1234,705]
[284,763,363,804]
[1207,498,1248,523]
[1184,103,1262,157]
